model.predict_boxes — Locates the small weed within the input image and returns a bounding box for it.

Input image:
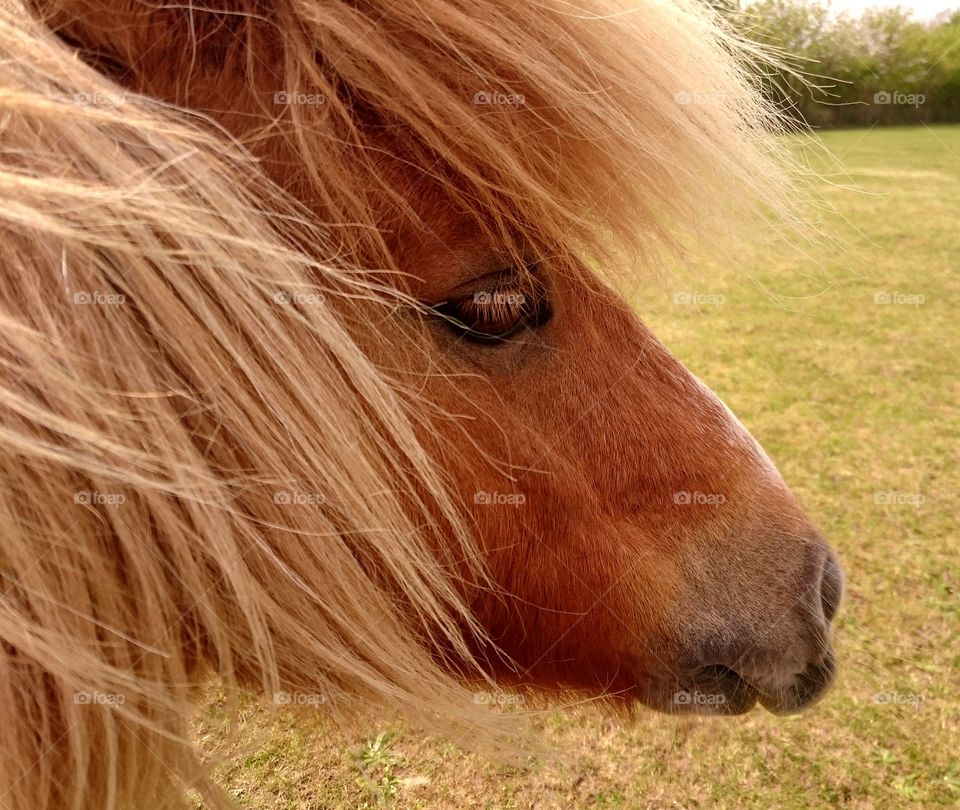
[353,731,402,806]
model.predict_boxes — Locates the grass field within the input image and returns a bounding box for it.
[199,126,960,808]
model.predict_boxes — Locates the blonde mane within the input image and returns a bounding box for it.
[0,1,797,807]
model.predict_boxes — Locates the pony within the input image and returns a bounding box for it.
[0,0,842,807]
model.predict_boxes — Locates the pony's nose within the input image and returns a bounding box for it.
[674,549,843,716]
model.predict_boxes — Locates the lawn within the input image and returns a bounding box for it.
[198,126,960,808]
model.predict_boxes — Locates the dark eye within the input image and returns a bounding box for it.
[432,269,552,343]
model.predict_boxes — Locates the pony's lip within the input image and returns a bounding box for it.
[696,651,837,716]
[684,664,760,715]
[652,652,837,716]
[755,653,838,715]
[642,666,760,716]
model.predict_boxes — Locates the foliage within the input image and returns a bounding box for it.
[733,0,960,126]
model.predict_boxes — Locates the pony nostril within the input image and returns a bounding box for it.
[820,554,844,623]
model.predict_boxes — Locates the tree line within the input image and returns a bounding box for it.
[723,1,960,127]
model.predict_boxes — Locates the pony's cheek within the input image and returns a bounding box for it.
[462,517,688,690]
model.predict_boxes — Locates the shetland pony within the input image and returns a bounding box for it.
[0,1,841,807]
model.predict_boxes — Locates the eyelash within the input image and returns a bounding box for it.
[432,269,552,343]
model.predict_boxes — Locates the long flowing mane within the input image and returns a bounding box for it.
[0,1,799,807]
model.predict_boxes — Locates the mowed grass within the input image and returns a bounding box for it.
[198,126,960,808]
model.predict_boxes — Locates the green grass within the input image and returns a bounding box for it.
[200,126,960,808]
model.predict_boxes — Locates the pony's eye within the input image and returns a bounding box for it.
[432,270,552,343]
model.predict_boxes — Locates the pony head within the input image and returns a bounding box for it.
[1,1,841,807]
